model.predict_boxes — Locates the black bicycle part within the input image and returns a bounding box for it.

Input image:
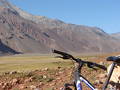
[81,60,107,70]
[52,49,107,70]
[52,49,75,60]
[73,64,95,89]
[63,83,74,90]
[107,56,120,63]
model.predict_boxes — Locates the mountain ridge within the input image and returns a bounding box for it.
[0,0,120,54]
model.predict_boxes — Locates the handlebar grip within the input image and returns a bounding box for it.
[93,63,107,70]
[52,49,75,59]
[86,61,107,70]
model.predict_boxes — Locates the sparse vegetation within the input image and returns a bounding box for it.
[0,53,119,89]
[0,54,72,73]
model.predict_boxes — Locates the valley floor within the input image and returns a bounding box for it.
[0,52,119,90]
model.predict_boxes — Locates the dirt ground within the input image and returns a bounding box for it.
[0,52,119,90]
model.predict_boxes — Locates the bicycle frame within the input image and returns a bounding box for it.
[73,63,96,90]
[76,76,96,90]
[74,62,117,90]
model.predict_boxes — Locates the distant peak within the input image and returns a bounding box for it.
[0,0,17,12]
[0,0,11,8]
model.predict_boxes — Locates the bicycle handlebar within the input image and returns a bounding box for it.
[52,49,107,70]
[83,60,107,70]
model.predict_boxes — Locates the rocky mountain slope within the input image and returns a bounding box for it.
[0,0,120,54]
[0,40,19,55]
[111,33,120,40]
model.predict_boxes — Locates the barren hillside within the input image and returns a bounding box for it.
[0,0,120,54]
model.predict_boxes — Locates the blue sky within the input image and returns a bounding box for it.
[8,0,120,34]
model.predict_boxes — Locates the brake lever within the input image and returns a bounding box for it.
[87,62,94,68]
[87,64,97,71]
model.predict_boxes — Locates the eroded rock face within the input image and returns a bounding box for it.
[0,39,19,55]
[0,0,120,54]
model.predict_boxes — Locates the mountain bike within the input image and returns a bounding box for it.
[52,49,120,90]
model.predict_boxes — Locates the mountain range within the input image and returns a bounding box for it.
[0,0,120,55]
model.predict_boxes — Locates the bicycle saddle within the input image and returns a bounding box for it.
[107,56,120,63]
